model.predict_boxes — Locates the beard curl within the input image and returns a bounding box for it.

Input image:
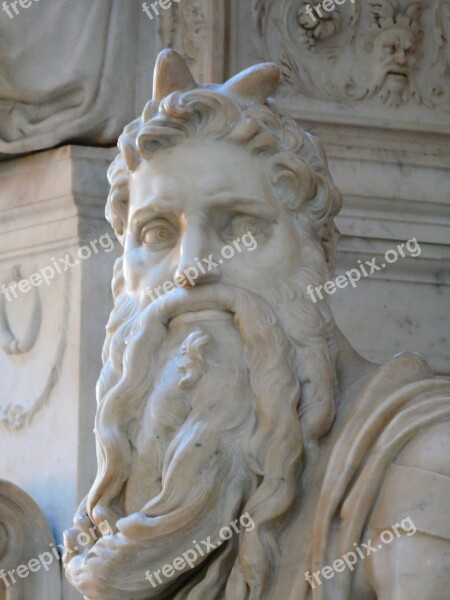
[65,283,303,600]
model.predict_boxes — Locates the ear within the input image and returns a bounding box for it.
[152,49,197,104]
[268,154,318,213]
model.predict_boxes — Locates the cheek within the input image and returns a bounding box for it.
[123,245,176,292]
[223,223,302,285]
[270,225,303,276]
[123,248,143,290]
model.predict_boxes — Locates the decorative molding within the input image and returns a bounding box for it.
[254,0,450,110]
[0,265,41,355]
[0,270,70,431]
[0,146,115,262]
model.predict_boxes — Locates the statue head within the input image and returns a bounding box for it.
[107,49,342,285]
[365,2,421,106]
[65,49,343,600]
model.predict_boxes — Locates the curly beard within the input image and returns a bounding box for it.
[64,255,337,599]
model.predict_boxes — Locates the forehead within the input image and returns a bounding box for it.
[129,140,274,213]
[377,29,413,46]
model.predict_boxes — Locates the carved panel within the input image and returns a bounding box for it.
[0,266,41,356]
[0,267,70,431]
[254,0,450,110]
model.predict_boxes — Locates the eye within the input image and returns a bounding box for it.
[224,215,269,241]
[140,219,178,250]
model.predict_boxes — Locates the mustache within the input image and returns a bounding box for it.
[136,283,278,333]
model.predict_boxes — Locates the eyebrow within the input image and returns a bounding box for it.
[129,203,178,237]
[130,193,278,228]
[206,194,278,218]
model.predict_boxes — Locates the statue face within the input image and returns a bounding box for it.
[373,28,416,82]
[125,140,304,298]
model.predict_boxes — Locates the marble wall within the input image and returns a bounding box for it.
[0,147,118,599]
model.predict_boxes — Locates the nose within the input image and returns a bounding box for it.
[394,48,406,65]
[175,220,221,286]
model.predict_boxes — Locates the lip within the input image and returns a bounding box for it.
[387,70,408,79]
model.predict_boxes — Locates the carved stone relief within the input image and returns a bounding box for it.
[0,1,140,157]
[0,266,41,356]
[254,0,450,110]
[0,267,70,431]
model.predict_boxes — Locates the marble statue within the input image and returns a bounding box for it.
[63,49,450,599]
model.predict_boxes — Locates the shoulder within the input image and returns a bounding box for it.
[395,420,450,478]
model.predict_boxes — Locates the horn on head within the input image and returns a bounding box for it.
[221,63,281,104]
[152,49,197,104]
[152,49,280,106]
